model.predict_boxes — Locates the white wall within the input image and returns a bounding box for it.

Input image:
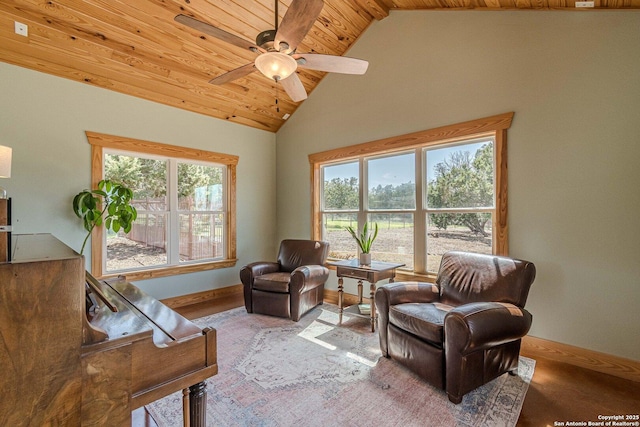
[0,62,277,299]
[276,11,640,360]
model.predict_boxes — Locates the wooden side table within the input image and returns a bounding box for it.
[330,259,405,332]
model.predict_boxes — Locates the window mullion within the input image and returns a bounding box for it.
[415,148,426,274]
[359,158,368,249]
[168,159,179,265]
[221,166,228,259]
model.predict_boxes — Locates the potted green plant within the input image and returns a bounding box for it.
[345,222,378,266]
[72,179,137,255]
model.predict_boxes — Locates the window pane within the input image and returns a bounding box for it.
[368,153,415,210]
[106,213,168,272]
[426,213,493,272]
[105,153,168,272]
[426,141,494,209]
[178,163,224,211]
[323,213,357,260]
[369,213,414,269]
[179,213,223,261]
[322,162,359,210]
[105,154,168,209]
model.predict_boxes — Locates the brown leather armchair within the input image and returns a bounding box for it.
[240,239,330,321]
[375,251,536,403]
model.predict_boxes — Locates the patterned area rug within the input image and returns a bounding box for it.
[146,305,535,427]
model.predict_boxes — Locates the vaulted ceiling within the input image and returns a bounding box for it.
[1,0,637,132]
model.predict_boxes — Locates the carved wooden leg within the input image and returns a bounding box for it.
[188,381,207,427]
[182,388,190,427]
[370,281,377,332]
[357,280,363,304]
[338,277,344,324]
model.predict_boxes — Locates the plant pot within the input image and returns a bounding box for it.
[359,253,371,266]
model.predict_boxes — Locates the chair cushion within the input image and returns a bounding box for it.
[254,272,291,293]
[389,302,454,345]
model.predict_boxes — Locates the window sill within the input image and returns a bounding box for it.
[95,258,238,282]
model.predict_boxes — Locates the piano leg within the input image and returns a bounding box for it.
[182,388,190,427]
[188,381,207,427]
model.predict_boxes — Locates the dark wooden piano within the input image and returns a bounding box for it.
[0,234,217,426]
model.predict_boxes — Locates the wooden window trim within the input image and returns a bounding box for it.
[85,131,238,281]
[309,112,513,278]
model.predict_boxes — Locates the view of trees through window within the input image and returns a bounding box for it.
[104,152,225,273]
[425,142,493,271]
[321,139,494,274]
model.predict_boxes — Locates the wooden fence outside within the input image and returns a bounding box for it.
[127,198,222,261]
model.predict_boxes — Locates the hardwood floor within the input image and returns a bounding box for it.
[517,357,640,426]
[170,297,640,427]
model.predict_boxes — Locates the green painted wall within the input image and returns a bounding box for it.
[2,10,639,361]
[0,62,277,299]
[276,11,640,360]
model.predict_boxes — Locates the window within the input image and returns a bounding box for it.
[86,132,238,280]
[424,140,494,272]
[311,113,512,277]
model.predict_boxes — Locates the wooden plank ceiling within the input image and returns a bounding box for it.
[1,0,637,133]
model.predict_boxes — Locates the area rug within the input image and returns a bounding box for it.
[146,304,535,427]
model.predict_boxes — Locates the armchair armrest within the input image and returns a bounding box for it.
[240,261,280,314]
[375,282,440,357]
[444,302,533,355]
[376,281,440,307]
[239,261,280,287]
[290,265,330,293]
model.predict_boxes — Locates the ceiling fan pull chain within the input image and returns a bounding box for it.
[276,85,280,113]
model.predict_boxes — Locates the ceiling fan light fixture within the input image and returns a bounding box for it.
[255,52,297,81]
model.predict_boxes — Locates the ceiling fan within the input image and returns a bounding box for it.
[175,0,369,103]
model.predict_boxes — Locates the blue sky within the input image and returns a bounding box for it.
[323,140,489,188]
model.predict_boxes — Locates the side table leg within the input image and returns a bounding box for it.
[357,280,363,304]
[338,277,344,324]
[370,281,377,332]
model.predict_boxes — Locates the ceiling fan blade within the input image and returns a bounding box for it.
[209,63,256,85]
[280,73,307,102]
[294,53,369,75]
[175,14,259,52]
[274,0,324,53]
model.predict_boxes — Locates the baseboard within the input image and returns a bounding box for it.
[521,335,640,383]
[161,285,640,383]
[161,286,362,310]
[160,284,243,309]
[323,288,371,306]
